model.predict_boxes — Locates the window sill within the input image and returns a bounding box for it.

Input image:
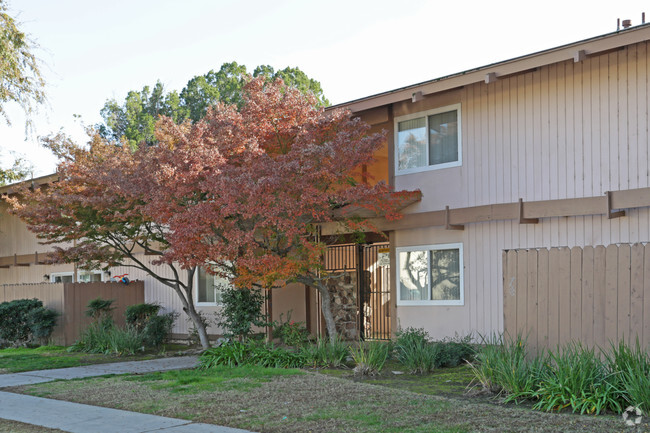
[396,300,464,307]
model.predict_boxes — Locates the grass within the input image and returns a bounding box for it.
[13,364,631,433]
[0,344,188,373]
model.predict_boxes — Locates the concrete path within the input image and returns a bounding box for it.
[0,356,200,387]
[0,356,255,433]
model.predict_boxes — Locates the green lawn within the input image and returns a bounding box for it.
[14,364,632,433]
[0,345,187,373]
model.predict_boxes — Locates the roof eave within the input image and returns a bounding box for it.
[330,24,650,113]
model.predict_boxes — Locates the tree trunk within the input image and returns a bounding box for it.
[183,301,211,350]
[315,281,338,345]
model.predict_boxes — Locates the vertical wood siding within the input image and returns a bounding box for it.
[504,243,650,353]
[396,41,650,213]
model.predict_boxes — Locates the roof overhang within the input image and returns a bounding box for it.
[0,173,58,196]
[330,24,650,113]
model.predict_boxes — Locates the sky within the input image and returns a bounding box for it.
[1,0,649,177]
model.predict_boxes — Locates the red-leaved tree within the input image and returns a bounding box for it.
[142,77,418,342]
[7,76,418,345]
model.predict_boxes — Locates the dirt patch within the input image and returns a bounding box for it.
[0,419,66,432]
[13,369,637,433]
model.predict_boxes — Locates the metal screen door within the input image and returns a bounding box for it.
[324,242,391,340]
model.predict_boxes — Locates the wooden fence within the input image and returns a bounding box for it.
[503,244,650,353]
[0,281,144,345]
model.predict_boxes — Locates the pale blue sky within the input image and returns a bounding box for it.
[1,0,648,176]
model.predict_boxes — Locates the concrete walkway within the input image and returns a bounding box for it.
[0,356,254,433]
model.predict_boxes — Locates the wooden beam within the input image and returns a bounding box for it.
[518,198,539,224]
[606,191,626,219]
[445,206,464,231]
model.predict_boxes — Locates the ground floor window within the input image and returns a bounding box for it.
[396,243,463,306]
[195,267,228,306]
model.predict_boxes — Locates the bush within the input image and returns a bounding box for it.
[27,307,59,340]
[141,313,176,347]
[350,341,391,375]
[70,321,143,356]
[469,335,650,415]
[435,335,476,367]
[300,337,349,368]
[0,299,58,346]
[469,334,544,398]
[85,298,115,321]
[200,340,306,369]
[531,343,619,414]
[217,286,268,341]
[125,303,161,331]
[394,327,437,374]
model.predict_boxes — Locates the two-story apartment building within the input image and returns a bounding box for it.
[3,24,650,349]
[323,22,650,350]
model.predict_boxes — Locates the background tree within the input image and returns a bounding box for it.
[0,0,44,184]
[97,62,329,147]
[5,132,213,349]
[148,77,417,342]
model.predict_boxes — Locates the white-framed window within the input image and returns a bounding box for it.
[194,267,230,306]
[396,243,464,306]
[395,103,462,175]
[50,272,73,283]
[50,270,104,283]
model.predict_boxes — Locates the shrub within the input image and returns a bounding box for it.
[0,299,58,346]
[70,321,143,356]
[279,321,310,346]
[468,335,650,415]
[141,313,176,347]
[531,343,619,414]
[200,340,306,369]
[300,337,349,368]
[217,286,268,341]
[350,341,391,375]
[85,298,115,321]
[394,327,437,374]
[605,339,650,414]
[469,334,544,398]
[125,303,161,331]
[434,335,476,367]
[27,306,59,340]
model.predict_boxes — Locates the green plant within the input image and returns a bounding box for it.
[434,335,476,367]
[0,299,58,346]
[530,343,620,414]
[125,303,161,331]
[300,337,349,368]
[70,321,144,356]
[394,327,438,374]
[85,298,115,321]
[349,341,391,375]
[217,286,268,341]
[200,340,306,369]
[605,338,650,414]
[141,313,177,347]
[279,320,309,346]
[468,334,544,399]
[26,306,59,340]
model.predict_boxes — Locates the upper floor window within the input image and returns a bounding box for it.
[396,243,463,306]
[50,270,104,283]
[395,103,461,174]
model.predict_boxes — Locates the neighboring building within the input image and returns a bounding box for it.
[4,24,650,349]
